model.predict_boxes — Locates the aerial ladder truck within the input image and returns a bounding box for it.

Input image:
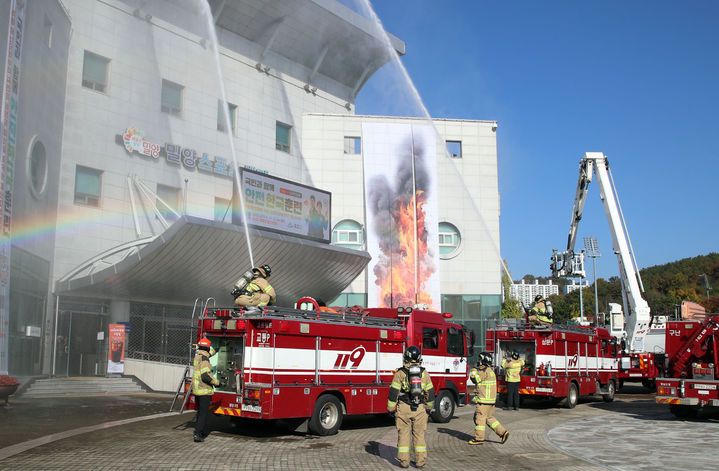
[550,152,664,389]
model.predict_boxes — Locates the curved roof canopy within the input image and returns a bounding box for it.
[55,217,370,308]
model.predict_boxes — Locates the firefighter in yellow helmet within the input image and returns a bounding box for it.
[232,264,276,309]
[468,352,509,445]
[501,351,525,410]
[528,295,553,326]
[387,346,435,469]
[192,337,221,442]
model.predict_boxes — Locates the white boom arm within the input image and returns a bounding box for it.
[553,152,651,352]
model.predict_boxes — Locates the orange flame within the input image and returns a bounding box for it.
[376,190,435,307]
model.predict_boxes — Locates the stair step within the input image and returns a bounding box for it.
[20,377,148,398]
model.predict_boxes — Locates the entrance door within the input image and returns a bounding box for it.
[55,311,106,376]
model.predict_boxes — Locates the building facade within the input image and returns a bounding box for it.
[2,0,500,380]
[509,279,559,308]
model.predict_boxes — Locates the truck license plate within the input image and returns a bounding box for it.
[241,404,262,413]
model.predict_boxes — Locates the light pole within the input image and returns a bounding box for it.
[584,237,601,326]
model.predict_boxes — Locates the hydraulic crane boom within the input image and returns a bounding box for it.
[551,152,651,353]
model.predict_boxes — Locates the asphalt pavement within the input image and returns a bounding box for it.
[1,387,718,470]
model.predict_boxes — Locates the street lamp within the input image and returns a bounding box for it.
[584,237,601,326]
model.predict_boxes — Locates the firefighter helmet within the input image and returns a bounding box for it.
[253,264,271,278]
[197,337,212,349]
[534,294,544,302]
[511,351,520,360]
[477,351,493,367]
[403,345,422,364]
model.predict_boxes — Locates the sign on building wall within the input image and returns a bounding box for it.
[0,0,25,375]
[239,168,331,243]
[362,123,441,311]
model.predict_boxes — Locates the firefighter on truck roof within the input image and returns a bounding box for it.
[387,346,435,469]
[192,337,222,443]
[231,264,276,309]
[528,294,553,326]
[468,352,509,445]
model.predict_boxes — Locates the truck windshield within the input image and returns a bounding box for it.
[447,327,464,356]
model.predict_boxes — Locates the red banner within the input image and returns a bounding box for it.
[107,324,126,373]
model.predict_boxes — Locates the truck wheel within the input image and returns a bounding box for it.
[602,381,615,403]
[564,383,578,409]
[430,390,455,423]
[308,394,343,436]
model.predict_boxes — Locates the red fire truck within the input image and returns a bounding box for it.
[486,319,619,408]
[656,315,719,418]
[186,297,472,435]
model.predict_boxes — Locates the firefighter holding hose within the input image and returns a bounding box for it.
[387,346,435,469]
[232,264,276,309]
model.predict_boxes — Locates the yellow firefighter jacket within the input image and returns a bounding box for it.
[470,366,497,404]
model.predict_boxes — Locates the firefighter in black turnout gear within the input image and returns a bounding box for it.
[387,346,435,468]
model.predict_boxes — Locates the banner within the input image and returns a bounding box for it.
[0,0,25,375]
[239,168,331,242]
[362,123,441,311]
[107,324,126,374]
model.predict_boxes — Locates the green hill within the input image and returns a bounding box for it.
[508,252,719,323]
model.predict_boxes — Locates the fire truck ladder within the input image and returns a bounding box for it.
[204,305,403,328]
[170,297,209,413]
[670,316,719,378]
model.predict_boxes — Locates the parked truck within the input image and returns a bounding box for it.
[184,297,472,435]
[656,315,719,418]
[486,319,619,408]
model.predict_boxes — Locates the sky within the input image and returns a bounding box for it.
[351,0,719,282]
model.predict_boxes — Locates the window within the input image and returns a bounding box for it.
[217,100,237,134]
[447,327,465,356]
[74,166,102,207]
[446,140,462,159]
[422,328,440,350]
[332,220,363,249]
[344,136,361,154]
[82,51,109,92]
[156,184,180,221]
[438,221,461,258]
[161,79,183,116]
[214,197,231,222]
[275,121,291,153]
[28,139,48,198]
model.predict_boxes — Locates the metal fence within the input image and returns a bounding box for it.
[127,302,195,365]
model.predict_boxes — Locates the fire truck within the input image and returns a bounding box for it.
[656,315,719,418]
[185,297,472,435]
[486,319,619,408]
[551,152,665,390]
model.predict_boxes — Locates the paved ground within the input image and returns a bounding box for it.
[1,387,717,470]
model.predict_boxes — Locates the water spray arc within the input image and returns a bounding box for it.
[199,0,254,268]
[356,0,510,282]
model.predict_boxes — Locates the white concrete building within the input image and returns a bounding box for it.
[2,0,500,381]
[509,279,559,308]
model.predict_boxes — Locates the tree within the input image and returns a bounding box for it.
[501,270,523,319]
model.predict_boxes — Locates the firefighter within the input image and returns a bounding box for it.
[501,351,525,410]
[192,336,221,442]
[528,295,553,326]
[387,345,435,469]
[233,264,276,309]
[468,352,509,445]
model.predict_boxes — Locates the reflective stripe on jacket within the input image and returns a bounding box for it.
[502,358,525,382]
[192,350,215,396]
[470,367,497,404]
[387,365,436,410]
